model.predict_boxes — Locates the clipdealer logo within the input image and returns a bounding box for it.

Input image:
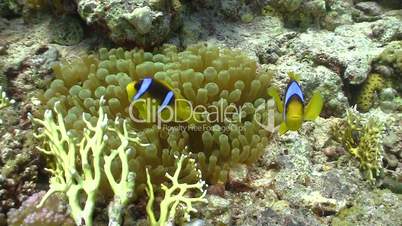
[128,98,276,132]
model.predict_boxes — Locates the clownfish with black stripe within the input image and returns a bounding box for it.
[126,77,201,123]
[268,72,324,135]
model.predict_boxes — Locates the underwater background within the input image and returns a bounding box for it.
[0,0,402,225]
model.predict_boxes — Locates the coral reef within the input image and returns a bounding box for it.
[39,43,273,188]
[1,0,402,225]
[75,0,182,48]
[6,191,75,226]
[332,108,386,182]
[145,154,207,225]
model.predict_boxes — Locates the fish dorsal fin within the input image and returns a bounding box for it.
[133,78,153,101]
[288,72,301,82]
[284,81,304,122]
[267,87,284,113]
[158,91,175,113]
[284,81,304,106]
[304,91,324,121]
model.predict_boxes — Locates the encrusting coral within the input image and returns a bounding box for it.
[38,43,273,189]
[30,98,148,226]
[146,154,207,226]
[332,107,385,183]
[374,41,402,92]
[377,41,402,74]
[75,0,182,47]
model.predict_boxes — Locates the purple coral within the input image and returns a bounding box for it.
[6,191,75,226]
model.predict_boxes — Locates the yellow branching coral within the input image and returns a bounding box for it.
[332,107,385,182]
[0,86,14,110]
[104,118,150,226]
[356,73,385,112]
[32,100,107,226]
[31,97,147,226]
[145,154,207,226]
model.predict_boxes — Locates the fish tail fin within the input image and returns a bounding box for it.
[268,87,284,113]
[279,121,288,135]
[304,91,324,121]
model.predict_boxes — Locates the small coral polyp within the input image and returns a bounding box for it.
[40,43,273,191]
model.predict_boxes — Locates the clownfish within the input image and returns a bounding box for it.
[268,72,324,135]
[126,77,200,123]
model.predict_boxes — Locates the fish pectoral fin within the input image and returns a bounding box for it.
[267,87,284,113]
[304,91,324,121]
[279,121,288,135]
[158,91,174,113]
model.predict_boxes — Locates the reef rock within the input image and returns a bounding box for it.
[331,189,402,226]
[264,124,368,219]
[265,0,356,30]
[0,0,23,18]
[355,1,384,16]
[76,0,182,48]
[289,23,383,85]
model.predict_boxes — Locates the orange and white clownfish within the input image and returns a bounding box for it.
[268,73,324,135]
[126,77,201,123]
